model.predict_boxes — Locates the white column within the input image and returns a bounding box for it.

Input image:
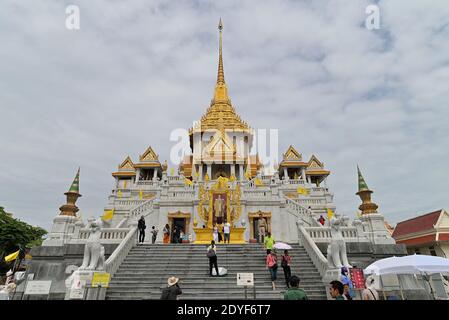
[231,164,236,177]
[302,167,306,181]
[283,168,289,180]
[199,164,203,181]
[207,164,212,179]
[153,169,158,180]
[239,164,243,181]
[135,169,141,184]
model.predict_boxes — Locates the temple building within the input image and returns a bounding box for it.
[27,20,404,301]
[99,20,339,244]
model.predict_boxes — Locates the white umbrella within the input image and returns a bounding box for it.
[365,254,449,276]
[273,242,292,250]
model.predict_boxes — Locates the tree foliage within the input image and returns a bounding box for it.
[0,206,47,274]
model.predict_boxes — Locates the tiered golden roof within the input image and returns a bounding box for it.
[189,19,251,135]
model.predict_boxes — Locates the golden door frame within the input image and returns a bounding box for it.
[248,210,272,240]
[167,211,191,235]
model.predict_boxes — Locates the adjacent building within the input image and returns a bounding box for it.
[392,209,449,257]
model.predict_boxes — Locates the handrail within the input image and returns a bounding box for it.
[105,227,138,278]
[284,196,321,227]
[298,223,328,278]
[78,228,130,240]
[130,199,154,218]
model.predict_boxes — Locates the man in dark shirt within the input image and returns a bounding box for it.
[284,276,308,300]
[138,216,146,244]
[160,277,182,300]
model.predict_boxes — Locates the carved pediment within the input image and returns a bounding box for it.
[284,145,302,161]
[119,156,134,171]
[308,155,323,169]
[204,131,235,158]
[140,146,159,162]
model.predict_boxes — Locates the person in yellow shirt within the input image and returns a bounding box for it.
[264,232,275,255]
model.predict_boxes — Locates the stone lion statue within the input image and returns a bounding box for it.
[327,215,352,269]
[79,218,105,271]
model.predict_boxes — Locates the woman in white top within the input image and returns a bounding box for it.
[362,276,379,300]
[212,224,219,243]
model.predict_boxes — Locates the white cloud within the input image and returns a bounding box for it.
[0,0,448,230]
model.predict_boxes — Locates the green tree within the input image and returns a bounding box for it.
[0,206,47,275]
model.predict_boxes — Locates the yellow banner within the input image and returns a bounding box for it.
[139,190,143,200]
[327,208,334,220]
[4,250,19,262]
[102,209,114,221]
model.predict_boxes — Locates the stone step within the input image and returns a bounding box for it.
[105,293,327,300]
[106,243,326,300]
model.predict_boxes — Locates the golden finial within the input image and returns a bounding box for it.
[217,18,225,86]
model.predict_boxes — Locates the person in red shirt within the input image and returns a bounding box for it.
[266,250,278,290]
[318,215,325,226]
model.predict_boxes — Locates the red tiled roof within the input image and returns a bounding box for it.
[392,210,442,239]
[396,234,436,246]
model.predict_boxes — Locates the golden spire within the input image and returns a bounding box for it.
[217,18,225,85]
[214,18,229,101]
[188,19,251,136]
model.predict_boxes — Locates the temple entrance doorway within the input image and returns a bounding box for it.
[171,218,185,243]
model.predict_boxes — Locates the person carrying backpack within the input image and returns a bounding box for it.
[281,250,292,288]
[207,240,219,277]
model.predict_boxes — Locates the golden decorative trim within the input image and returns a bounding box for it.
[112,171,136,177]
[133,163,161,168]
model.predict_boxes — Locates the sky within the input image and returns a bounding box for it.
[0,0,448,231]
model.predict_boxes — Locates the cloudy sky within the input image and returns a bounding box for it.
[1,0,448,231]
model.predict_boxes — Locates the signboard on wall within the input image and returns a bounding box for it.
[25,281,52,295]
[349,268,366,289]
[237,273,254,286]
[91,272,111,288]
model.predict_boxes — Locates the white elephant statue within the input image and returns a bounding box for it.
[327,215,352,269]
[79,218,105,271]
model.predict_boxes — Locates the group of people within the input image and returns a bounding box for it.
[263,231,305,299]
[137,216,159,244]
[212,222,231,244]
[138,217,188,244]
[329,275,379,300]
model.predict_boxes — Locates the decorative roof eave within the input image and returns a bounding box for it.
[133,163,162,168]
[189,126,252,136]
[112,171,136,177]
[279,161,309,167]
[306,170,330,175]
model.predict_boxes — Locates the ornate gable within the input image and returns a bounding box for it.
[204,131,235,158]
[283,145,302,161]
[140,146,159,162]
[119,156,134,170]
[308,155,323,169]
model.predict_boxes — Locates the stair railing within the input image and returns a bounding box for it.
[297,222,328,278]
[284,196,321,227]
[105,226,138,278]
